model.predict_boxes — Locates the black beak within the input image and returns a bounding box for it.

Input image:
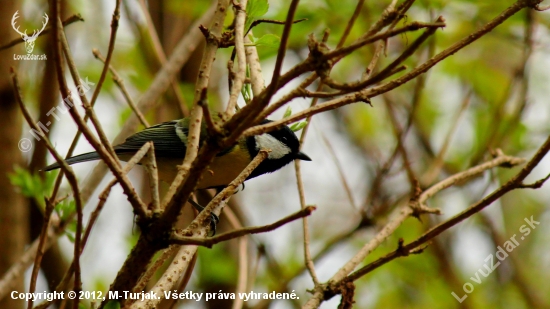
[295,151,312,161]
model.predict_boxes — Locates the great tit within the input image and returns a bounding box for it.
[42,118,311,188]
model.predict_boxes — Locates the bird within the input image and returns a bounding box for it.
[42,118,312,189]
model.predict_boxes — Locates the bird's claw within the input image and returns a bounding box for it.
[187,197,219,236]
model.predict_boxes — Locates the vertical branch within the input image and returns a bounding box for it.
[225,0,301,133]
[292,31,332,288]
[294,159,319,285]
[143,144,160,212]
[292,30,328,285]
[384,98,418,190]
[92,49,151,128]
[89,0,121,107]
[319,131,358,210]
[421,90,471,185]
[336,0,366,47]
[26,198,55,309]
[263,0,300,101]
[134,0,188,115]
[244,32,265,96]
[59,27,119,161]
[226,0,249,116]
[224,206,248,309]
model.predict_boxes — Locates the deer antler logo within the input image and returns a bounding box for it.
[11,11,49,54]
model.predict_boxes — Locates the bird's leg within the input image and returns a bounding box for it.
[187,197,219,236]
[230,183,245,194]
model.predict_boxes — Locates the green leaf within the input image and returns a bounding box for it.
[290,121,307,132]
[65,231,75,243]
[254,34,280,49]
[8,166,56,208]
[55,199,76,221]
[245,0,269,32]
[65,218,77,243]
[246,0,269,19]
[241,65,253,103]
[283,106,292,118]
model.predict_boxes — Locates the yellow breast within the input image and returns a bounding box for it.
[154,146,252,189]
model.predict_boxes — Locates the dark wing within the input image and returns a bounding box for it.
[42,118,236,171]
[114,120,187,158]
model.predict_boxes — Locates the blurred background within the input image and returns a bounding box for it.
[1,0,550,308]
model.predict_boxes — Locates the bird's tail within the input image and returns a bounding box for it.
[41,151,102,171]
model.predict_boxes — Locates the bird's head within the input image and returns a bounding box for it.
[246,121,311,180]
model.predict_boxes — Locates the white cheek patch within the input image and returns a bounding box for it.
[255,134,291,159]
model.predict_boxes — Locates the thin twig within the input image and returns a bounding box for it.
[135,0,188,115]
[89,0,121,107]
[264,0,299,99]
[244,0,533,138]
[198,88,222,135]
[171,206,315,247]
[294,161,319,286]
[92,48,150,128]
[79,1,217,234]
[11,67,84,309]
[337,0,365,47]
[57,16,149,218]
[303,152,526,308]
[319,131,358,210]
[291,30,332,290]
[384,98,418,191]
[245,18,307,36]
[60,12,119,163]
[345,147,545,284]
[323,19,444,91]
[26,197,56,309]
[34,142,155,309]
[518,173,550,189]
[421,90,472,185]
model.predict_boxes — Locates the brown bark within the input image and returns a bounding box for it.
[0,2,29,308]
